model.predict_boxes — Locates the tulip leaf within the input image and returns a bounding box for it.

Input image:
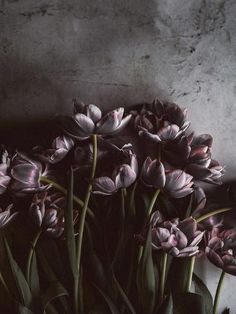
[157,294,173,314]
[173,292,205,314]
[112,272,136,314]
[65,168,77,278]
[3,237,32,308]
[94,285,119,314]
[14,302,34,314]
[29,250,40,298]
[137,226,156,314]
[40,281,69,312]
[193,273,213,314]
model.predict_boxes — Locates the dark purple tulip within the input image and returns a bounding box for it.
[141,158,194,198]
[205,227,236,275]
[131,100,190,144]
[33,136,74,164]
[141,157,166,189]
[10,152,50,196]
[0,150,11,195]
[0,204,18,228]
[62,102,131,140]
[150,211,204,257]
[185,134,224,184]
[29,192,65,238]
[92,146,138,195]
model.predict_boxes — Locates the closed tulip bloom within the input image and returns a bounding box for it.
[132,100,190,144]
[0,204,18,228]
[0,150,11,194]
[93,147,138,195]
[33,135,74,164]
[141,158,194,198]
[62,102,131,140]
[10,152,50,196]
[205,228,236,275]
[29,192,65,238]
[150,211,204,257]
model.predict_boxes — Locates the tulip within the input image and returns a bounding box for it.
[131,100,190,144]
[150,211,204,257]
[0,150,11,195]
[0,204,18,228]
[92,146,138,195]
[205,227,236,275]
[62,102,132,140]
[141,157,194,198]
[10,152,50,196]
[29,192,65,238]
[33,135,74,164]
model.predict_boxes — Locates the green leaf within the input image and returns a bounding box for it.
[137,226,156,314]
[94,285,119,314]
[173,292,205,314]
[157,294,173,314]
[40,281,69,312]
[65,168,77,278]
[3,238,32,308]
[14,302,34,314]
[193,273,213,314]
[112,272,136,314]
[29,251,40,298]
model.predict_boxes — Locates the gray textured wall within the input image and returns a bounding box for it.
[1,0,236,310]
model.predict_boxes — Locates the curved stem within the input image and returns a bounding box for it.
[159,252,168,304]
[76,134,97,312]
[26,229,42,284]
[40,176,95,221]
[196,208,231,223]
[147,189,160,218]
[185,256,195,292]
[213,270,226,314]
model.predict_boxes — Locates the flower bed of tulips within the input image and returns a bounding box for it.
[0,99,234,314]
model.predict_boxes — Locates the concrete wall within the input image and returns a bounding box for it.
[1,0,236,311]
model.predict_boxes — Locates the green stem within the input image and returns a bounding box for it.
[40,176,95,221]
[147,189,160,218]
[160,252,168,304]
[26,229,42,284]
[196,208,231,223]
[213,270,225,314]
[185,256,195,292]
[76,134,97,312]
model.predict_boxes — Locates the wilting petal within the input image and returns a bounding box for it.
[0,175,11,194]
[157,124,180,141]
[93,177,117,195]
[206,247,224,268]
[86,104,102,123]
[96,108,123,134]
[74,113,95,134]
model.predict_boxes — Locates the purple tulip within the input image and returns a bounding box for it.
[92,146,138,195]
[0,150,11,195]
[131,100,190,144]
[10,152,50,196]
[29,192,66,238]
[62,102,132,140]
[150,211,204,257]
[205,227,236,275]
[141,157,194,198]
[0,204,18,228]
[33,136,74,164]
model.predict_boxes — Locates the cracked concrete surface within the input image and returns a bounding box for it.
[0,0,236,310]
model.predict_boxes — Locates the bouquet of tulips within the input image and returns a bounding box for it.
[0,99,234,314]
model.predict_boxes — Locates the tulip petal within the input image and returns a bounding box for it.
[115,165,136,189]
[108,114,132,136]
[86,104,102,123]
[74,113,95,134]
[157,124,180,141]
[93,177,116,195]
[96,108,124,134]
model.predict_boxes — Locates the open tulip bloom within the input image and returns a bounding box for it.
[0,100,232,314]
